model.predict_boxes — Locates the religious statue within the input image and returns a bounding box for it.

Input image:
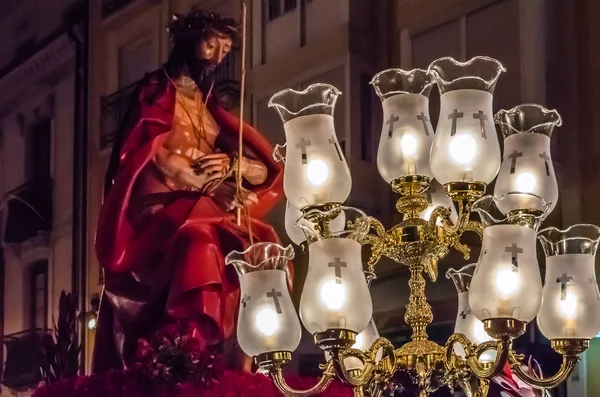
[92,10,289,373]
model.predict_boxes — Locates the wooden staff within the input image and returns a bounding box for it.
[235,1,254,244]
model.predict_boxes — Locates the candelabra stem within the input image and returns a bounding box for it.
[405,264,433,340]
[353,385,364,397]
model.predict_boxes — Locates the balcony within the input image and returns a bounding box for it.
[100,52,241,149]
[2,179,53,245]
[102,0,135,18]
[100,79,139,150]
[2,329,51,390]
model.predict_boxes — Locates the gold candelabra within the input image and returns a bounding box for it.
[254,178,586,397]
[233,57,600,397]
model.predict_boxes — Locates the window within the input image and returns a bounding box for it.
[267,0,281,20]
[266,0,297,21]
[29,261,48,329]
[118,37,154,88]
[284,0,297,12]
[29,118,52,183]
[360,73,372,162]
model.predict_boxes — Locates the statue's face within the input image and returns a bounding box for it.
[195,34,232,73]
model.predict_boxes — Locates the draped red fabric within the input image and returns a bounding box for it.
[92,71,289,372]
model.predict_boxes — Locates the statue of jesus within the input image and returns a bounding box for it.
[92,10,289,374]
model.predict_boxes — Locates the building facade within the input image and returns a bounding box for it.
[0,0,88,395]
[87,0,600,395]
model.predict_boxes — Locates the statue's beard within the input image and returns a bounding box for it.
[186,56,218,84]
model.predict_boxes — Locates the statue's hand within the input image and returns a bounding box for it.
[154,147,226,191]
[192,152,231,175]
[209,181,258,211]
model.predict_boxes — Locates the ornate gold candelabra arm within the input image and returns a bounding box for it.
[361,216,389,270]
[269,360,336,397]
[507,342,584,389]
[445,333,511,380]
[427,195,482,260]
[332,337,398,388]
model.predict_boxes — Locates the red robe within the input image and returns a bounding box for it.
[92,71,287,372]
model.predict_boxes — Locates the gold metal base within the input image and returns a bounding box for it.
[314,329,357,351]
[391,175,431,217]
[300,202,342,216]
[507,208,545,228]
[444,182,487,202]
[300,202,343,239]
[395,340,445,371]
[391,175,431,195]
[254,351,293,368]
[483,318,527,339]
[551,339,590,356]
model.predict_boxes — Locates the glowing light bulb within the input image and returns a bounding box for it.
[320,279,346,310]
[495,269,520,298]
[87,317,97,330]
[449,135,477,165]
[255,307,280,336]
[515,171,537,192]
[352,332,365,350]
[558,294,578,319]
[306,159,330,186]
[400,134,418,156]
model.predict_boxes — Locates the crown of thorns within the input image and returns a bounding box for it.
[167,10,240,44]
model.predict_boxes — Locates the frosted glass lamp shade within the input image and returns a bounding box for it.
[537,254,600,340]
[371,68,435,182]
[494,104,561,214]
[454,292,497,363]
[236,270,301,357]
[269,84,351,209]
[226,243,300,357]
[469,225,542,322]
[537,224,600,340]
[427,56,505,185]
[299,238,372,334]
[282,115,352,208]
[430,90,501,184]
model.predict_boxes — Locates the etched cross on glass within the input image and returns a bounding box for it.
[539,151,551,176]
[507,150,523,174]
[556,273,574,300]
[328,257,347,284]
[590,277,600,301]
[242,294,251,308]
[296,137,312,165]
[328,135,343,161]
[472,110,488,139]
[386,113,399,138]
[448,109,464,137]
[505,243,524,271]
[459,307,471,319]
[266,288,283,314]
[416,112,430,136]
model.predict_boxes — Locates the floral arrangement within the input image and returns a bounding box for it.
[32,320,548,397]
[33,321,352,397]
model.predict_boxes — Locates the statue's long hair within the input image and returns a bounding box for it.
[104,10,240,196]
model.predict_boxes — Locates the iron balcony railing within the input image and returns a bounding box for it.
[100,51,241,150]
[100,79,139,150]
[2,329,51,389]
